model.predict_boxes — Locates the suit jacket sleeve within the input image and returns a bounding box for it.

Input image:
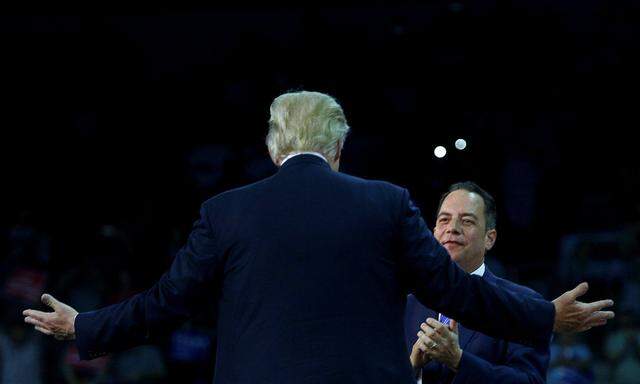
[74,202,224,360]
[453,341,550,384]
[395,188,554,348]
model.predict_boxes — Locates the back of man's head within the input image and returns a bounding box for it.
[266,91,350,165]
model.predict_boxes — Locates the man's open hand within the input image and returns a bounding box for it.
[23,294,78,340]
[553,282,614,333]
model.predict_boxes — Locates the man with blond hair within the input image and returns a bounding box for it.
[24,91,613,384]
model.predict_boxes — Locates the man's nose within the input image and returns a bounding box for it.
[446,219,462,234]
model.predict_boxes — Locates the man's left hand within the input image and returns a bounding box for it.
[23,293,78,340]
[416,317,463,371]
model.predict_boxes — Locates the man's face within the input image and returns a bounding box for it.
[434,189,496,272]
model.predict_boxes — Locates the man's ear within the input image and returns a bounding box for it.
[268,150,281,167]
[334,140,343,162]
[485,229,497,251]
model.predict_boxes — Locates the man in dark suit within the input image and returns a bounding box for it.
[406,182,550,383]
[23,91,613,384]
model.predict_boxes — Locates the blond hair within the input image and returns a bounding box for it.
[266,91,350,164]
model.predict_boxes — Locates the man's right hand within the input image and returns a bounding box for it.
[410,334,432,371]
[552,282,614,333]
[23,293,78,340]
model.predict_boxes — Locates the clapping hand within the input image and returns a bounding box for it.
[410,317,462,378]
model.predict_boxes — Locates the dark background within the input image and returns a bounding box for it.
[1,1,639,383]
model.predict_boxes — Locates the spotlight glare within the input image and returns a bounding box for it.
[434,146,447,158]
[455,139,467,150]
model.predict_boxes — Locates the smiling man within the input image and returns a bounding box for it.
[405,181,551,384]
[435,183,495,274]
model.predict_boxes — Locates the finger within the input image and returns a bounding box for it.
[421,325,437,339]
[422,335,435,347]
[589,319,608,328]
[416,335,431,349]
[585,311,615,324]
[418,331,433,345]
[34,326,53,335]
[420,323,436,334]
[425,342,440,357]
[426,318,444,333]
[567,282,589,301]
[41,293,60,311]
[418,332,435,345]
[25,316,49,329]
[586,299,615,312]
[424,328,445,345]
[578,312,614,331]
[450,319,459,334]
[418,332,430,345]
[434,324,449,336]
[419,323,435,335]
[22,310,52,323]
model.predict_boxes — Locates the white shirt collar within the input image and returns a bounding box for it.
[470,263,486,277]
[281,151,328,166]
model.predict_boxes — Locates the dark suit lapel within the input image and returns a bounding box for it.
[458,323,478,350]
[405,295,439,351]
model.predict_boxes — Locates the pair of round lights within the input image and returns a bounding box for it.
[434,139,467,158]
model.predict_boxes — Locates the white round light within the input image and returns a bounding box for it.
[434,146,447,158]
[455,139,467,150]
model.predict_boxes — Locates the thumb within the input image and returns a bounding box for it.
[41,293,60,311]
[450,319,459,334]
[567,282,589,301]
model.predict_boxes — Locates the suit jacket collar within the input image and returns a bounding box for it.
[459,319,477,350]
[278,153,332,171]
[481,267,497,283]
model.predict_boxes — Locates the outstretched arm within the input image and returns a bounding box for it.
[396,188,613,347]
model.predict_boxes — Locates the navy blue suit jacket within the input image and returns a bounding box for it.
[405,268,551,384]
[75,155,554,383]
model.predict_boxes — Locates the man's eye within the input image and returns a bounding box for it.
[463,220,474,225]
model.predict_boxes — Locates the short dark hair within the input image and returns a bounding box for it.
[437,181,497,230]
